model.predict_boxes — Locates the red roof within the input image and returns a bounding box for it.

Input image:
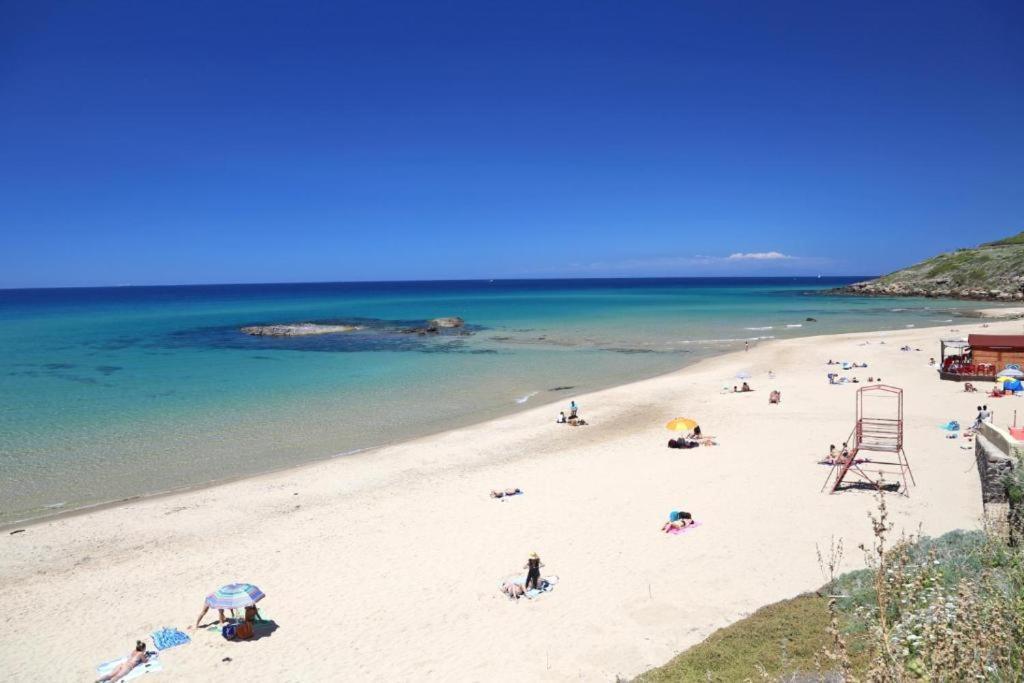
[967,334,1024,349]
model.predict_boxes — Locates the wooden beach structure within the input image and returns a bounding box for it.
[939,334,1024,382]
[822,384,915,496]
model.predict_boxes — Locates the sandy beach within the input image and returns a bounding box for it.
[0,318,1012,681]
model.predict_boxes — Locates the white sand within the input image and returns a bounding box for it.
[2,320,1014,681]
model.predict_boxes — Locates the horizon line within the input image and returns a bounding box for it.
[0,274,874,293]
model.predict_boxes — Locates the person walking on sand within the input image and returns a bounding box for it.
[96,640,148,682]
[524,552,544,591]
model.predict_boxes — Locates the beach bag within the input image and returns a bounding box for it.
[221,624,236,640]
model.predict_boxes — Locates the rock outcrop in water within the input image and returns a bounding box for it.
[429,316,464,329]
[401,316,469,335]
[832,230,1024,301]
[240,323,363,337]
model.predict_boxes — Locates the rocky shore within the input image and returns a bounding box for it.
[835,279,1024,301]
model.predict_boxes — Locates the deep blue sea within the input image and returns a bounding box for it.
[0,278,992,523]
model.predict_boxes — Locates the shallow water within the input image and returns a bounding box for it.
[0,278,993,523]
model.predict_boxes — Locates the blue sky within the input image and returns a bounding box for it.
[1,1,1022,288]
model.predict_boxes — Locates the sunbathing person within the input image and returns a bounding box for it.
[964,382,977,393]
[490,488,522,498]
[768,390,780,404]
[501,581,526,600]
[96,641,148,683]
[741,382,752,392]
[661,513,694,532]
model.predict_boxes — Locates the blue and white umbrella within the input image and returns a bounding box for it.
[205,583,265,609]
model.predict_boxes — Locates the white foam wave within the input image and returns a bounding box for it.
[744,326,774,331]
[786,324,803,328]
[677,336,775,344]
[515,391,540,404]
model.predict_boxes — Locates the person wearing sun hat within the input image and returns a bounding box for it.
[523,552,544,591]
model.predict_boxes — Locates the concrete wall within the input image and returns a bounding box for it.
[974,422,1022,541]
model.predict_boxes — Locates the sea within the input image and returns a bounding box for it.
[0,277,995,524]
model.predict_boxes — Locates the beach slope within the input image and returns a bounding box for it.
[0,320,1006,681]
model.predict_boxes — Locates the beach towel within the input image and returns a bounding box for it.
[500,574,559,599]
[151,628,190,651]
[96,653,162,681]
[666,520,703,535]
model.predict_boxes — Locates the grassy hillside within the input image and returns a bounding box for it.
[841,230,1024,300]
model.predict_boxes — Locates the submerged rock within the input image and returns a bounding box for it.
[240,323,363,337]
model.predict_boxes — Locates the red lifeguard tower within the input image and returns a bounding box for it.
[822,384,915,496]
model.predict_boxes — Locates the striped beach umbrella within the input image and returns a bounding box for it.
[205,583,265,609]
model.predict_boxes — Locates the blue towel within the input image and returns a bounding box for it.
[151,627,190,651]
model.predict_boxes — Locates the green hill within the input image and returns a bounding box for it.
[840,230,1024,300]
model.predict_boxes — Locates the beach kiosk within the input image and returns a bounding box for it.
[938,334,1024,381]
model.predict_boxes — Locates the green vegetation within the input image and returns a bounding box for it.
[982,231,1024,247]
[634,493,1024,682]
[634,594,871,682]
[847,229,1024,298]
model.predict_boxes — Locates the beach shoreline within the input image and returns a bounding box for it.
[0,316,1012,680]
[3,310,1012,532]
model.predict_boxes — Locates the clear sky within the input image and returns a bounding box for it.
[1,1,1022,288]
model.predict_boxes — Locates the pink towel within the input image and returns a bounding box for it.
[666,520,703,535]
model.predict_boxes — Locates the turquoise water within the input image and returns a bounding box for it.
[0,278,992,524]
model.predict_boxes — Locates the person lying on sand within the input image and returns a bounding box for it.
[661,514,694,532]
[490,488,522,498]
[501,581,526,600]
[96,641,148,683]
[568,417,588,426]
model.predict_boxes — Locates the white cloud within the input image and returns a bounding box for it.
[726,251,794,261]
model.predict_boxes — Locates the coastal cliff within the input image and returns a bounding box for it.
[836,231,1024,301]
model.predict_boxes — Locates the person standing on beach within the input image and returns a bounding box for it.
[745,341,749,352]
[524,552,543,590]
[569,401,578,419]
